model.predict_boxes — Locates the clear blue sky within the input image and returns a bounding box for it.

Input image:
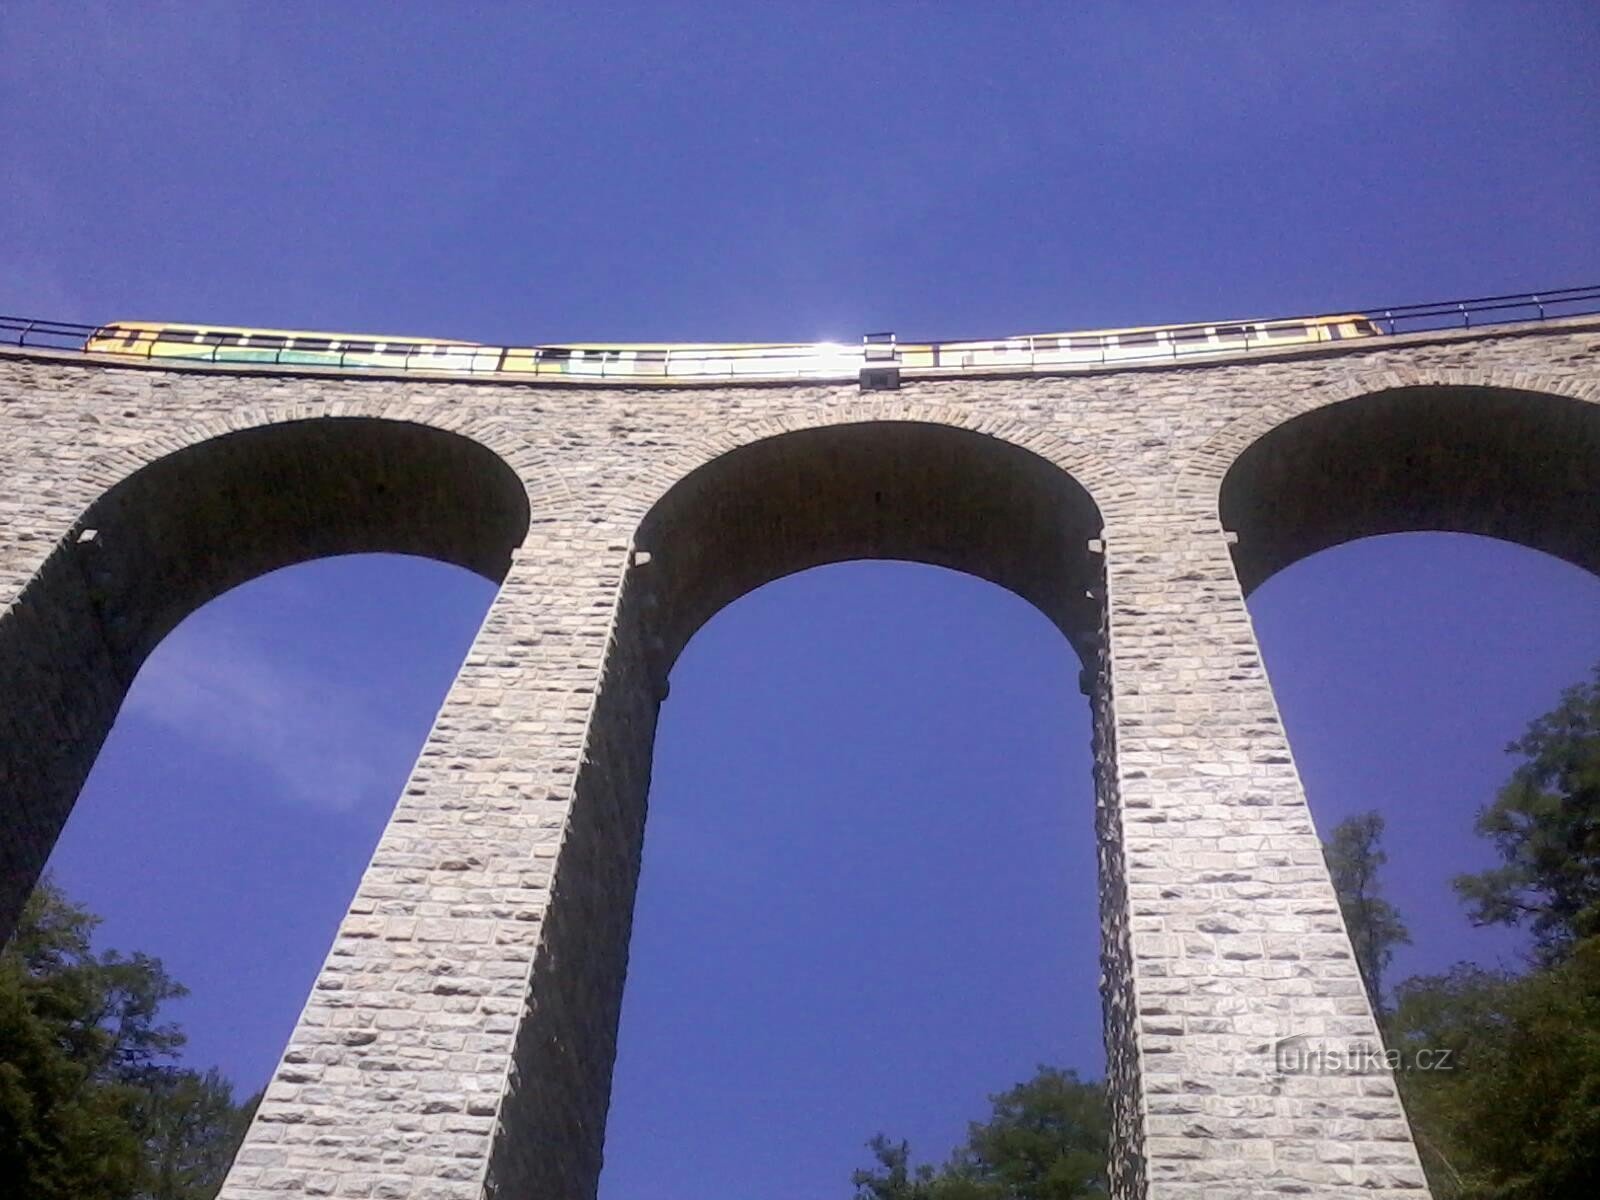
[4,4,1600,1198]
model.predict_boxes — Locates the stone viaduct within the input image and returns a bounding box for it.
[2,314,1598,1198]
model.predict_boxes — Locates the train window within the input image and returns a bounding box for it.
[156,327,202,342]
[1169,327,1210,343]
[1213,325,1245,339]
[1264,323,1307,338]
[343,341,375,354]
[539,348,573,361]
[294,338,332,352]
[251,335,288,349]
[1066,336,1102,351]
[633,350,668,363]
[1121,331,1159,347]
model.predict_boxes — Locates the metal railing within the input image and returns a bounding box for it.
[0,317,100,352]
[3,284,1598,382]
[1358,285,1600,335]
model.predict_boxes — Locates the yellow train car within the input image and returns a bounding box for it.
[85,321,501,372]
[897,314,1383,371]
[495,340,865,381]
[85,313,1385,383]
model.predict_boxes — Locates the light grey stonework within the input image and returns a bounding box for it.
[4,317,1599,1198]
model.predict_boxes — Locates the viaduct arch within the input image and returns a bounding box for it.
[1212,378,1600,592]
[2,316,1599,1199]
[634,420,1106,666]
[0,416,530,931]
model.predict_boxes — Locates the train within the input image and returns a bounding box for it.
[83,313,1385,383]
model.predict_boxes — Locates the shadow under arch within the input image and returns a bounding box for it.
[0,417,531,937]
[1219,384,1600,594]
[633,420,1107,673]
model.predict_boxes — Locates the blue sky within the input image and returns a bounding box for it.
[4,4,1600,1197]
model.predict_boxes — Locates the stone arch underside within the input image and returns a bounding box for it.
[634,420,1108,671]
[1219,384,1600,594]
[0,416,531,938]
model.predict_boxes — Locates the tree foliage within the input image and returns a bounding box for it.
[1453,665,1600,964]
[1323,810,1411,1015]
[1390,939,1600,1199]
[0,878,257,1200]
[851,1067,1106,1199]
[137,1069,260,1200]
[1316,667,1600,1199]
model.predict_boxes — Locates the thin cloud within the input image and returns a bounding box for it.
[122,618,417,815]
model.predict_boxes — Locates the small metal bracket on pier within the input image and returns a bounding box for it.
[860,331,900,391]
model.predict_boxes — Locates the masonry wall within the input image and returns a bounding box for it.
[2,318,1598,1198]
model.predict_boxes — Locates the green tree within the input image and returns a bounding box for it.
[1374,666,1600,1198]
[1390,937,1600,1199]
[852,1136,937,1200]
[0,877,254,1200]
[852,1067,1106,1199]
[1323,810,1411,1016]
[1453,664,1600,964]
[136,1069,260,1200]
